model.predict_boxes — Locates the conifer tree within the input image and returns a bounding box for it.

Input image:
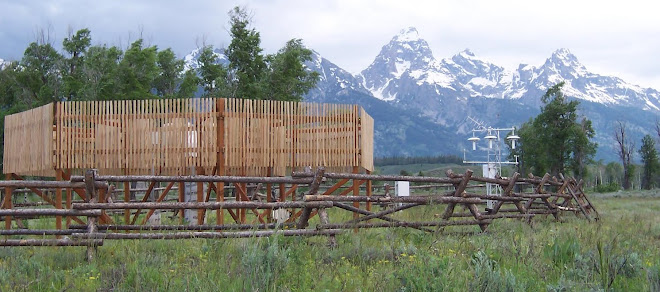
[639,134,659,189]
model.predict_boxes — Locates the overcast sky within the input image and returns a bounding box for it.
[2,0,659,88]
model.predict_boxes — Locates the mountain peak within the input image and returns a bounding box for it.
[393,27,420,42]
[541,48,588,79]
[551,48,578,62]
[459,49,475,57]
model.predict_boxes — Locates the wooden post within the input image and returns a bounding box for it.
[266,167,272,222]
[3,174,13,230]
[66,169,73,228]
[84,169,99,262]
[66,187,72,227]
[55,169,63,235]
[240,183,246,223]
[124,181,130,225]
[197,168,205,225]
[217,181,224,225]
[352,166,359,233]
[216,98,225,225]
[279,183,286,202]
[178,182,185,224]
[98,187,106,224]
[366,170,372,213]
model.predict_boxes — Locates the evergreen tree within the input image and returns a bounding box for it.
[515,82,596,178]
[639,134,659,189]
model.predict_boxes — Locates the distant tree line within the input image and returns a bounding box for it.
[374,155,463,167]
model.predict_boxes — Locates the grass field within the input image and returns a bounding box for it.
[0,191,659,291]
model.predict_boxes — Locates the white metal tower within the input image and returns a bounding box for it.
[463,116,519,210]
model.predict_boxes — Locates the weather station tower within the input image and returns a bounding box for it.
[463,116,520,210]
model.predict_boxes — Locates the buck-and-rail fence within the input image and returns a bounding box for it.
[0,168,598,262]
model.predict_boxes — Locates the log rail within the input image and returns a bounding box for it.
[0,168,598,262]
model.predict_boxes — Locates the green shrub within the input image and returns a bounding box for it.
[593,182,620,193]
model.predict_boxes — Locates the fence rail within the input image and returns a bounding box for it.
[0,168,598,262]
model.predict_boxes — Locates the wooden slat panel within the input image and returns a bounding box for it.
[3,98,374,176]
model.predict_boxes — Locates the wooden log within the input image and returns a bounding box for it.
[0,229,78,236]
[566,183,591,221]
[513,194,553,199]
[465,194,526,201]
[71,175,314,185]
[297,168,325,229]
[477,213,534,219]
[528,209,558,214]
[318,219,493,229]
[490,173,521,215]
[0,209,102,217]
[331,202,434,233]
[0,180,105,189]
[292,171,461,184]
[84,169,99,263]
[303,195,481,204]
[72,201,333,210]
[71,229,344,240]
[346,203,420,224]
[67,222,296,231]
[0,239,104,246]
[441,169,473,220]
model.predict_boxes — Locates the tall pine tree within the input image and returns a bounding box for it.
[639,134,659,189]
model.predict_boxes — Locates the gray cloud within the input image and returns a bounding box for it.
[1,0,659,88]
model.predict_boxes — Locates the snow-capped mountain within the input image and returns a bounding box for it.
[0,58,10,70]
[508,48,660,110]
[304,50,371,101]
[358,27,660,114]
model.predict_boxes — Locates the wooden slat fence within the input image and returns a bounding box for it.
[2,103,54,177]
[3,98,374,177]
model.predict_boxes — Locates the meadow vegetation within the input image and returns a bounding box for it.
[0,191,658,291]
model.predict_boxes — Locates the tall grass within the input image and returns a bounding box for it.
[0,194,658,291]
